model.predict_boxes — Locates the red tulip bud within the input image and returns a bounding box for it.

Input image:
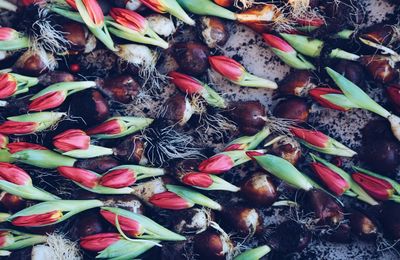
[57,166,99,188]
[110,8,147,32]
[0,27,19,41]
[99,168,136,188]
[262,34,295,53]
[0,162,31,185]
[149,191,194,210]
[100,209,143,237]
[67,0,104,26]
[182,172,213,188]
[0,73,17,99]
[28,91,67,111]
[290,127,329,148]
[311,162,350,196]
[53,129,90,152]
[6,142,47,154]
[198,154,234,174]
[309,88,351,111]
[209,55,245,82]
[80,233,121,251]
[169,71,204,94]
[11,210,63,226]
[352,173,394,200]
[86,119,123,135]
[0,121,38,135]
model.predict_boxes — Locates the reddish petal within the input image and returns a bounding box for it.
[311,162,350,196]
[100,209,143,236]
[0,121,38,135]
[7,142,47,154]
[57,166,99,188]
[53,129,90,152]
[290,127,329,148]
[86,119,123,135]
[0,162,31,185]
[139,0,165,13]
[262,34,294,52]
[198,154,234,174]
[11,210,62,226]
[149,191,192,210]
[209,56,245,82]
[80,233,120,251]
[82,0,104,26]
[353,173,394,200]
[182,173,213,188]
[169,71,204,94]
[29,91,67,112]
[309,88,348,112]
[0,28,17,41]
[99,169,136,188]
[110,8,147,32]
[0,74,17,99]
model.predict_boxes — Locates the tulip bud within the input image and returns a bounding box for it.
[309,88,356,111]
[100,207,185,240]
[198,150,263,174]
[0,28,29,51]
[0,163,31,186]
[28,81,95,111]
[209,55,277,89]
[80,233,121,251]
[279,70,317,97]
[0,230,47,251]
[0,73,17,99]
[262,34,315,70]
[149,191,194,210]
[57,166,99,189]
[141,0,195,25]
[181,172,239,192]
[0,112,65,135]
[311,162,350,196]
[290,127,357,157]
[352,173,395,201]
[53,129,90,152]
[107,8,169,49]
[86,116,153,139]
[359,55,399,84]
[169,71,226,108]
[8,199,104,227]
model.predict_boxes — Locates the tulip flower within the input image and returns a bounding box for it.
[352,166,400,202]
[250,154,314,191]
[280,33,360,61]
[290,127,357,157]
[166,184,222,210]
[99,165,165,189]
[223,127,270,151]
[80,233,121,251]
[107,8,169,49]
[181,172,240,192]
[140,0,195,26]
[149,191,194,210]
[0,229,47,251]
[209,56,278,89]
[86,116,153,139]
[1,142,76,169]
[326,67,400,142]
[7,199,104,227]
[28,81,95,111]
[311,162,350,196]
[53,129,113,159]
[262,34,315,70]
[169,71,226,108]
[0,112,65,135]
[0,134,7,149]
[198,150,264,174]
[61,0,116,51]
[0,72,38,99]
[177,0,236,20]
[100,207,185,240]
[57,166,99,189]
[234,245,271,260]
[0,163,59,201]
[0,28,29,51]
[80,233,158,259]
[309,88,358,112]
[310,154,378,205]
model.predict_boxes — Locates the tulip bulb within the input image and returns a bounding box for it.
[240,173,278,207]
[194,229,234,260]
[199,17,230,48]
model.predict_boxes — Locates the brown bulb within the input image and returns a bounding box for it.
[172,42,210,76]
[100,75,139,104]
[194,229,233,260]
[13,51,56,76]
[273,97,310,122]
[226,100,266,135]
[74,156,120,173]
[279,70,317,97]
[306,189,344,226]
[359,55,399,84]
[163,94,194,126]
[38,71,75,86]
[241,173,278,207]
[199,17,230,48]
[221,205,263,236]
[0,193,26,213]
[333,60,366,89]
[359,23,394,45]
[270,136,302,165]
[62,22,87,53]
[114,135,146,164]
[350,210,378,241]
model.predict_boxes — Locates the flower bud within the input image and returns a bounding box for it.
[149,191,194,210]
[309,88,354,111]
[12,210,63,227]
[352,173,394,200]
[311,162,350,196]
[140,0,195,25]
[100,209,143,237]
[57,166,99,189]
[0,73,17,99]
[198,150,258,174]
[0,162,31,185]
[53,129,90,152]
[80,233,121,251]
[99,168,136,188]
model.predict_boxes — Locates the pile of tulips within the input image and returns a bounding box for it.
[0,0,399,259]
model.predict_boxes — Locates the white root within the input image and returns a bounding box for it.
[146,14,176,38]
[32,233,81,260]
